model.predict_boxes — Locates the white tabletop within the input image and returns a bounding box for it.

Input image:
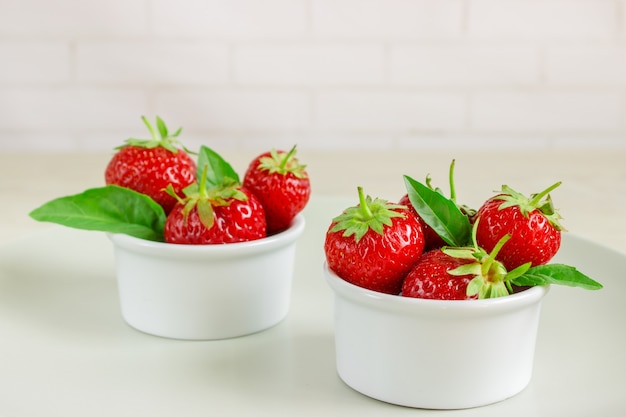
[1,150,625,415]
[2,150,626,252]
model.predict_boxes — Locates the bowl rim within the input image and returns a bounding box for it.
[324,262,550,316]
[107,214,305,258]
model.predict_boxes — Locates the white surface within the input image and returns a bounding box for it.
[1,196,625,416]
[325,264,548,409]
[109,215,304,340]
[4,150,626,253]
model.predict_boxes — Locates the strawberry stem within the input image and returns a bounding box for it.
[529,181,562,206]
[141,115,159,142]
[198,164,209,198]
[449,159,457,203]
[357,186,374,219]
[490,233,512,259]
[279,145,297,171]
[483,233,511,276]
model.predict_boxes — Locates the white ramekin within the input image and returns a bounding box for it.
[324,262,549,409]
[107,215,305,340]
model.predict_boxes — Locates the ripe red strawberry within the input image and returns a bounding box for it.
[475,183,563,270]
[402,229,534,300]
[399,193,446,251]
[105,116,196,214]
[401,249,478,300]
[164,180,266,244]
[242,146,310,234]
[324,187,425,295]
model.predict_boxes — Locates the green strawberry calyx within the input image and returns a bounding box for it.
[166,164,247,230]
[118,116,187,154]
[330,186,407,243]
[444,220,532,299]
[257,146,308,179]
[493,182,564,231]
[444,219,603,298]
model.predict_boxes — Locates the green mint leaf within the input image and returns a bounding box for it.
[29,185,166,241]
[197,145,240,188]
[403,175,472,247]
[511,264,603,290]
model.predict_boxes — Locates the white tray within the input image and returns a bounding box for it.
[1,196,624,416]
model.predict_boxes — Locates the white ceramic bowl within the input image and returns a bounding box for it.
[324,262,549,409]
[107,215,305,340]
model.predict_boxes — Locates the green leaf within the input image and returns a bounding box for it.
[511,264,603,290]
[403,175,472,247]
[197,145,240,188]
[29,185,166,241]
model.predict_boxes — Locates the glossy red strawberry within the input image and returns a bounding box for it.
[164,181,266,244]
[402,229,534,300]
[105,116,196,214]
[475,183,563,270]
[324,187,425,295]
[242,146,310,234]
[401,249,477,300]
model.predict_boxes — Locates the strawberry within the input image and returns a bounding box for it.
[105,116,196,214]
[401,249,478,300]
[163,168,266,245]
[242,146,310,234]
[324,187,425,295]
[474,183,563,270]
[402,227,535,300]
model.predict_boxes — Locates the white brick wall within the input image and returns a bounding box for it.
[315,91,466,130]
[152,0,308,37]
[471,92,623,131]
[0,43,71,84]
[76,42,231,85]
[623,0,626,36]
[234,44,385,85]
[545,46,626,85]
[468,0,617,39]
[0,0,147,37]
[390,45,540,86]
[311,0,464,38]
[156,90,310,130]
[0,0,625,152]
